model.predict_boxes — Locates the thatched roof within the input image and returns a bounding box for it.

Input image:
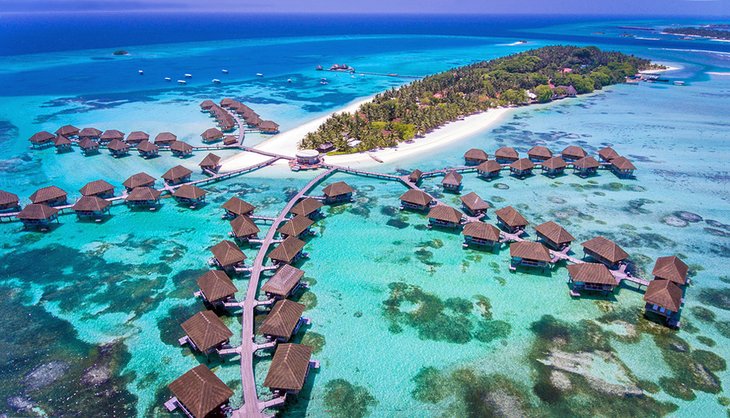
[542,156,567,170]
[263,343,313,391]
[170,141,193,153]
[460,192,489,212]
[29,131,55,144]
[644,279,683,312]
[510,241,552,263]
[17,204,58,220]
[200,100,216,109]
[322,181,353,198]
[259,120,279,131]
[277,215,313,237]
[162,165,193,182]
[230,215,260,238]
[408,169,423,182]
[222,197,255,216]
[427,205,463,224]
[100,129,125,141]
[55,125,79,136]
[53,135,72,146]
[197,270,237,302]
[611,156,636,171]
[442,170,463,186]
[462,222,500,241]
[528,146,552,159]
[220,98,236,107]
[80,179,114,196]
[598,147,619,161]
[495,146,518,160]
[510,158,534,171]
[125,187,161,202]
[210,240,246,267]
[123,172,155,189]
[137,140,159,153]
[399,189,433,207]
[652,256,688,285]
[223,135,238,145]
[0,190,19,206]
[495,206,528,228]
[464,148,488,162]
[477,160,502,173]
[290,198,323,217]
[535,221,575,245]
[574,156,600,169]
[567,263,616,286]
[155,132,177,144]
[78,127,102,138]
[181,310,232,352]
[126,131,149,143]
[107,138,129,152]
[561,145,587,159]
[168,365,233,418]
[201,128,223,141]
[261,265,304,297]
[173,184,207,200]
[268,236,305,264]
[199,153,222,169]
[581,237,629,263]
[78,138,99,150]
[260,300,305,338]
[30,186,66,204]
[72,196,110,212]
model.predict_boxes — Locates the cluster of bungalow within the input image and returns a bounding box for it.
[216,98,280,134]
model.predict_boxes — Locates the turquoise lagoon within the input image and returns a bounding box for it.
[0,16,729,417]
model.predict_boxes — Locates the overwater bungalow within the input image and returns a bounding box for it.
[78,127,102,140]
[167,365,233,418]
[125,187,162,208]
[230,215,260,242]
[196,270,238,308]
[494,147,519,164]
[322,181,354,204]
[222,196,255,218]
[509,158,534,178]
[30,185,67,206]
[476,160,502,180]
[408,169,423,184]
[259,120,280,134]
[263,343,313,398]
[460,191,489,216]
[246,115,263,128]
[201,128,224,143]
[598,146,620,162]
[155,132,177,146]
[180,310,233,355]
[278,215,314,239]
[561,145,587,162]
[464,148,488,165]
[78,138,100,155]
[573,156,600,177]
[55,124,79,138]
[541,156,567,177]
[200,100,216,111]
[107,139,130,157]
[123,172,155,191]
[173,184,207,207]
[534,221,574,251]
[29,131,55,148]
[527,146,552,162]
[260,300,307,342]
[170,141,194,158]
[652,255,689,286]
[223,135,239,146]
[100,129,125,143]
[643,279,683,326]
[220,98,236,108]
[290,198,323,219]
[0,190,20,212]
[162,165,193,185]
[17,204,59,229]
[399,189,433,211]
[610,156,636,178]
[80,179,114,198]
[442,170,463,192]
[427,205,463,229]
[199,153,222,174]
[494,206,528,234]
[567,263,617,295]
[581,236,629,269]
[210,240,247,271]
[137,140,160,158]
[462,222,501,250]
[72,196,111,219]
[261,264,305,300]
[268,236,306,265]
[53,135,73,153]
[510,241,552,270]
[126,131,149,145]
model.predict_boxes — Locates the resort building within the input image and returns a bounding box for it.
[78,138,100,155]
[72,196,111,219]
[260,300,307,342]
[476,160,502,179]
[125,187,162,208]
[463,148,488,165]
[170,141,194,158]
[107,139,130,157]
[527,145,552,162]
[462,222,501,250]
[53,135,72,153]
[509,158,534,178]
[180,310,233,355]
[561,145,587,162]
[567,263,617,295]
[162,165,193,185]
[534,221,574,251]
[277,215,314,239]
[80,179,115,198]
[196,270,238,308]
[220,98,236,108]
[294,150,321,168]
[155,132,177,146]
[494,206,528,233]
[200,100,216,111]
[55,125,79,137]
[541,156,567,177]
[29,131,55,148]
[263,343,313,397]
[0,190,20,212]
[322,181,354,204]
[610,156,636,178]
[78,127,102,140]
[399,189,433,211]
[460,191,489,216]
[408,169,423,184]
[173,184,207,207]
[137,140,160,158]
[652,255,689,286]
[201,128,223,143]
[581,236,629,269]
[17,204,59,229]
[100,129,125,143]
[167,365,233,418]
[643,279,683,326]
[126,131,150,145]
[210,240,247,271]
[427,205,463,229]
[230,215,260,243]
[316,142,335,154]
[222,196,255,218]
[573,156,600,177]
[261,265,305,300]
[223,135,239,146]
[30,185,67,206]
[290,198,323,219]
[259,120,280,134]
[199,153,222,174]
[509,241,553,270]
[123,172,155,191]
[598,146,619,162]
[441,170,463,192]
[268,236,306,265]
[494,146,519,164]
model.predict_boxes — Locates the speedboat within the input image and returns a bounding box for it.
[221,69,229,74]
[164,77,172,82]
[138,70,144,75]
[184,73,192,78]
[287,78,292,83]
[212,79,221,84]
[256,73,264,77]
[177,80,187,85]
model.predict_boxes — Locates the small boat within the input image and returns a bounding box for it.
[256,73,264,77]
[287,79,292,83]
[212,79,221,84]
[221,69,229,74]
[177,80,187,85]
[320,78,328,85]
[138,70,144,75]
[673,80,686,86]
[184,73,192,78]
[164,77,172,82]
